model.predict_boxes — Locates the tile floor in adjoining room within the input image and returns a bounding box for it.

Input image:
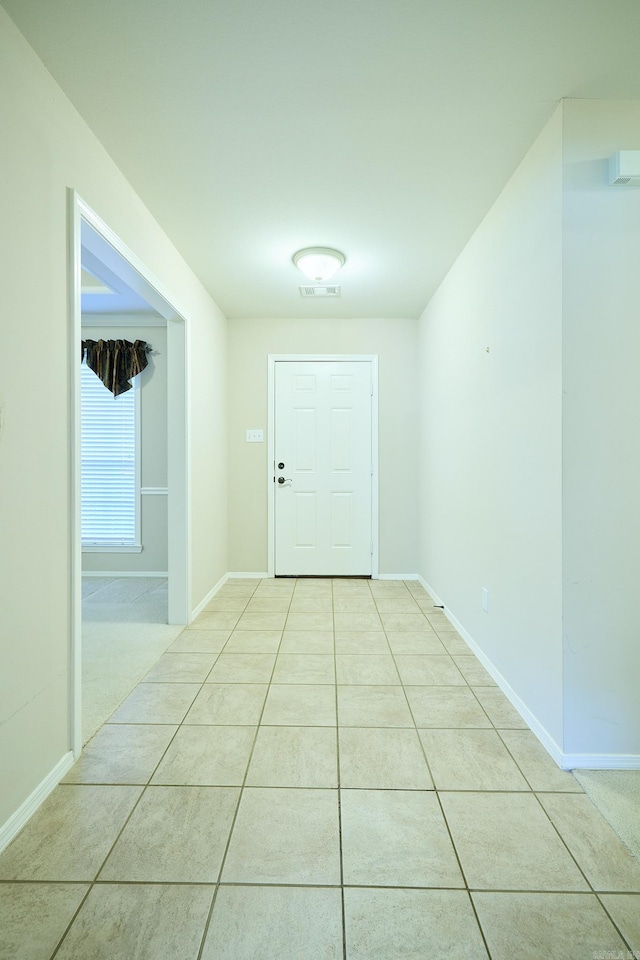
[1,577,639,960]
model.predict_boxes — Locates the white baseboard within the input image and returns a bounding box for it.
[418,576,640,771]
[227,572,269,579]
[0,751,74,855]
[415,575,442,601]
[376,573,419,580]
[82,571,168,578]
[417,575,567,770]
[191,572,268,620]
[562,754,640,771]
[191,574,229,619]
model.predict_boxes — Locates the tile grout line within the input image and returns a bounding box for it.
[195,577,292,960]
[2,875,636,895]
[493,727,581,794]
[530,790,640,954]
[6,577,639,959]
[593,891,639,956]
[385,588,498,960]
[405,583,637,954]
[50,576,256,960]
[36,782,600,794]
[190,578,264,960]
[333,578,348,960]
[382,580,494,960]
[58,578,260,960]
[527,788,639,948]
[7,873,639,894]
[187,584,263,960]
[47,883,93,960]
[375,581,498,960]
[48,620,215,960]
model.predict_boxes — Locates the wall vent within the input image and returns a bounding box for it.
[300,285,341,297]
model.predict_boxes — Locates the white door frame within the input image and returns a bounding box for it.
[68,190,191,755]
[267,354,379,579]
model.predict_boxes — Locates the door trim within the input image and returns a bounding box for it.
[267,355,379,579]
[69,190,191,755]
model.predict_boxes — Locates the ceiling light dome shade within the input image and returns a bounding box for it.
[293,247,345,283]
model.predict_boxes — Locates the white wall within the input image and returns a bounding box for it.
[417,107,565,749]
[561,100,640,760]
[227,317,419,575]
[81,323,168,575]
[0,10,228,832]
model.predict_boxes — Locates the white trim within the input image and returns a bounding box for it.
[134,372,142,544]
[418,576,640,771]
[82,570,169,577]
[377,573,419,580]
[82,545,143,553]
[82,314,167,327]
[0,752,74,855]
[269,354,379,362]
[267,355,379,579]
[267,360,275,576]
[227,571,269,579]
[417,574,565,769]
[370,356,379,580]
[191,572,268,619]
[141,486,168,495]
[69,191,191,758]
[192,573,229,619]
[68,190,83,756]
[563,754,640,771]
[166,316,190,625]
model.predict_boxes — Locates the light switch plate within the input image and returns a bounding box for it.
[246,429,264,442]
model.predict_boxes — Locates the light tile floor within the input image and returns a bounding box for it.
[2,578,639,960]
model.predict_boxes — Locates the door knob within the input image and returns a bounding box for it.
[277,477,292,484]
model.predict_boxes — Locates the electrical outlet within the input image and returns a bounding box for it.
[246,429,264,442]
[482,587,489,613]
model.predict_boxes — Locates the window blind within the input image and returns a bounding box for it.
[81,361,139,546]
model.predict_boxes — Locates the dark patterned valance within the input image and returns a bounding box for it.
[81,338,149,396]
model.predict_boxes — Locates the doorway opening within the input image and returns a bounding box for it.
[69,192,189,753]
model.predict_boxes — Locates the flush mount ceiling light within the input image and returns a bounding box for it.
[293,247,345,283]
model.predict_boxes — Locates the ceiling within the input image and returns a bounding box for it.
[80,257,159,316]
[5,0,640,319]
[80,219,170,319]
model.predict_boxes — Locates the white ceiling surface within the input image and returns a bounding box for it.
[5,0,640,320]
[80,256,158,317]
[80,221,167,317]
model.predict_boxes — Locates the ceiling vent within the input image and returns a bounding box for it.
[299,285,341,297]
[608,150,640,184]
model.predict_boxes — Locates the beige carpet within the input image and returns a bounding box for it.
[573,769,640,860]
[82,620,183,742]
[82,577,183,743]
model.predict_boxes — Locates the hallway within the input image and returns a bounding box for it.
[1,578,639,958]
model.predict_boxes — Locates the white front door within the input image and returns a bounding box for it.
[273,359,374,576]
